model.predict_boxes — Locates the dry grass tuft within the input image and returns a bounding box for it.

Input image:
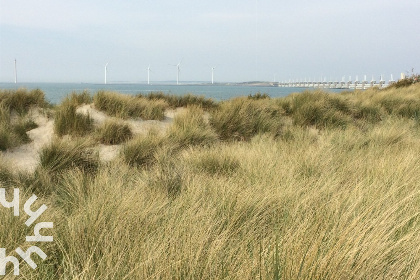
[95,120,133,145]
[94,90,167,120]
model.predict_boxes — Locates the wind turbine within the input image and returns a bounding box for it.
[170,61,182,85]
[176,61,181,85]
[211,66,216,84]
[104,62,109,84]
[14,59,17,84]
[147,65,151,85]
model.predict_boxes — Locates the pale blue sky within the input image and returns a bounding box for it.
[0,0,419,83]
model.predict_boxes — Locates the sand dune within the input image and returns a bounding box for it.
[2,109,54,173]
[1,104,183,173]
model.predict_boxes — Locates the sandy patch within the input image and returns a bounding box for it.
[77,104,184,135]
[1,104,184,172]
[97,144,122,162]
[2,109,54,173]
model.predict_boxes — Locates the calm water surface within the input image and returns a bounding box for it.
[0,83,347,104]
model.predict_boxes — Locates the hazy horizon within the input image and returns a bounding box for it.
[1,0,419,83]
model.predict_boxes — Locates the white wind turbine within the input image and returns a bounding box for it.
[104,62,109,84]
[175,61,182,85]
[147,65,151,85]
[211,66,216,84]
[170,61,182,85]
[14,59,17,84]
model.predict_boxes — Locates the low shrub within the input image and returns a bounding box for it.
[96,120,133,145]
[248,92,270,100]
[210,97,283,141]
[387,72,420,89]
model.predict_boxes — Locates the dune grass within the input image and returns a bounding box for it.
[54,96,93,137]
[94,90,167,120]
[0,103,39,151]
[276,84,420,129]
[121,130,167,167]
[210,97,283,141]
[167,106,218,148]
[1,85,420,279]
[0,88,49,114]
[137,91,218,110]
[24,138,100,196]
[277,90,355,129]
[38,139,99,174]
[187,147,240,176]
[95,119,133,145]
[64,90,92,105]
[0,88,47,150]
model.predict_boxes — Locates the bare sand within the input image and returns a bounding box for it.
[1,104,184,173]
[2,109,54,173]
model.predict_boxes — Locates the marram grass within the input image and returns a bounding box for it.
[95,119,133,145]
[93,90,167,120]
[54,97,93,137]
[1,84,420,279]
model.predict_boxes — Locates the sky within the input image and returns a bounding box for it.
[0,0,419,83]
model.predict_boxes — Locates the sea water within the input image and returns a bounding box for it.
[0,82,347,104]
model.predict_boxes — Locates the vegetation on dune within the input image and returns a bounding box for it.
[167,105,218,149]
[277,84,420,129]
[278,90,355,128]
[387,70,420,89]
[121,130,167,167]
[38,139,99,175]
[64,90,92,105]
[94,90,167,120]
[187,147,240,176]
[137,91,218,110]
[29,138,99,195]
[54,97,93,137]
[0,89,46,150]
[122,106,217,168]
[95,119,133,145]
[210,97,283,141]
[2,85,420,279]
[0,88,49,113]
[248,91,270,100]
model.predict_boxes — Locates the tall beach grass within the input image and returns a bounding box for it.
[93,90,167,120]
[1,85,420,279]
[137,91,218,110]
